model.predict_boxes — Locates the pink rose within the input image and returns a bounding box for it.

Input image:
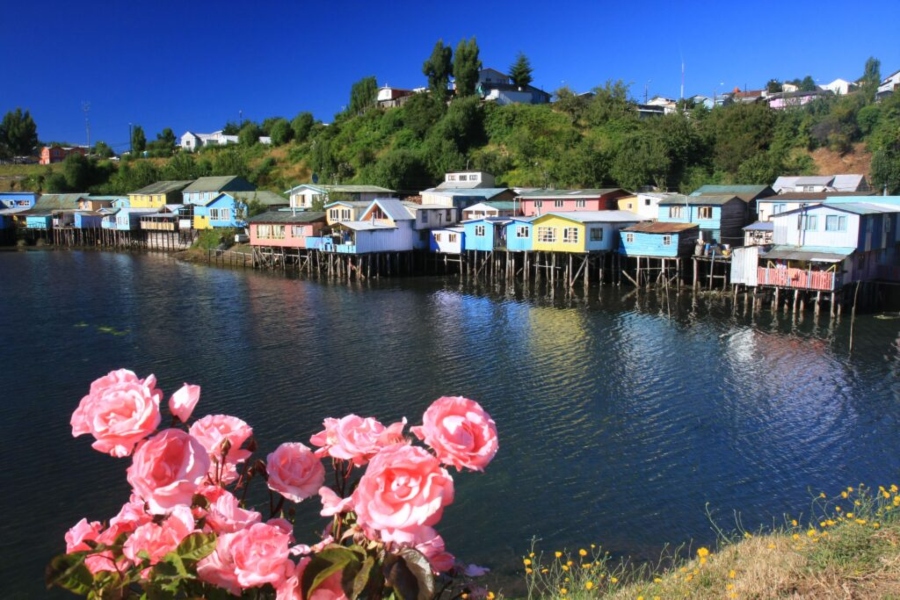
[197,531,242,595]
[266,442,326,503]
[352,444,454,536]
[411,397,498,471]
[168,383,201,423]
[70,369,162,457]
[318,486,353,517]
[65,518,103,553]
[230,521,293,589]
[204,490,262,534]
[126,428,210,514]
[310,415,406,466]
[123,506,195,565]
[381,526,455,573]
[190,415,254,484]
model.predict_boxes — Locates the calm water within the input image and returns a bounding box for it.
[3,249,900,597]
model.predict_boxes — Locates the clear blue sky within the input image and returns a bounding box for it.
[4,0,898,153]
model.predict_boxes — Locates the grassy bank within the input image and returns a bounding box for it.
[510,484,900,599]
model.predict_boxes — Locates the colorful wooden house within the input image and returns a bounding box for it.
[756,191,875,222]
[619,222,701,258]
[505,217,536,252]
[0,192,39,209]
[616,192,678,220]
[193,191,287,230]
[531,211,640,253]
[110,208,159,230]
[128,181,192,209]
[324,201,371,226]
[325,198,416,254]
[404,202,459,249]
[461,201,518,220]
[462,217,511,252]
[657,194,747,246]
[39,145,86,165]
[22,194,83,230]
[140,205,191,232]
[247,211,327,249]
[430,226,465,254]
[516,189,630,217]
[690,184,774,222]
[182,176,255,206]
[757,201,900,290]
[285,184,394,210]
[74,212,105,229]
[419,187,515,217]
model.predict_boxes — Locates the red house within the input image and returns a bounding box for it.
[40,146,87,165]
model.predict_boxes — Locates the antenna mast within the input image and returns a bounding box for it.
[82,101,91,153]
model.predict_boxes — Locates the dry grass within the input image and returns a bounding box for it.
[510,484,900,600]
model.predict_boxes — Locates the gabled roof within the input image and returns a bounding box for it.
[622,222,699,233]
[130,180,193,195]
[659,194,741,206]
[247,211,326,224]
[183,176,252,193]
[691,185,774,201]
[761,245,855,263]
[285,183,394,194]
[425,188,510,199]
[463,201,517,212]
[365,198,414,221]
[772,202,900,218]
[760,191,875,201]
[743,221,774,231]
[31,193,85,211]
[535,210,642,224]
[228,191,289,206]
[517,188,627,199]
[335,221,397,231]
[323,200,370,208]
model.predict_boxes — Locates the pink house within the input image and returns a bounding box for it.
[247,211,326,249]
[516,188,630,217]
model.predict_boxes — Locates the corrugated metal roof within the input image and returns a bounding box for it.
[517,188,626,199]
[285,184,395,194]
[130,180,193,195]
[229,191,289,206]
[183,176,247,193]
[247,211,326,224]
[369,198,413,221]
[30,194,85,211]
[426,188,510,199]
[761,191,875,201]
[536,210,642,223]
[691,185,772,197]
[794,176,834,186]
[761,245,855,263]
[622,222,699,233]
[336,221,397,231]
[659,194,739,206]
[743,221,774,231]
[324,200,370,208]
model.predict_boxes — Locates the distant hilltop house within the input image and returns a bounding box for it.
[767,88,833,110]
[284,184,395,210]
[878,69,900,101]
[40,145,87,165]
[820,78,857,96]
[475,68,551,106]
[180,131,271,151]
[377,85,421,108]
[772,175,870,194]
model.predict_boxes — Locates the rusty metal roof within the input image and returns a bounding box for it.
[622,222,699,233]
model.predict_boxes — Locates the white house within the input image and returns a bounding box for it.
[820,78,857,96]
[772,175,870,194]
[286,184,395,210]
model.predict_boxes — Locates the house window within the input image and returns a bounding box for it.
[625,233,634,243]
[590,228,603,241]
[434,233,442,242]
[273,225,285,239]
[419,212,428,224]
[554,200,564,208]
[475,225,486,237]
[662,235,672,246]
[563,227,579,243]
[534,200,543,208]
[801,215,818,230]
[516,226,529,238]
[825,215,847,231]
[329,209,340,221]
[258,225,271,238]
[668,206,684,219]
[341,209,351,221]
[773,204,786,214]
[291,226,306,237]
[644,198,651,206]
[448,233,457,242]
[537,226,556,243]
[576,200,586,208]
[698,206,712,219]
[209,208,230,221]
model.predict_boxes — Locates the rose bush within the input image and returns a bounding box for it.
[48,368,499,600]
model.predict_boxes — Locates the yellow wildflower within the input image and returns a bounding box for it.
[884,490,891,499]
[487,593,495,600]
[847,512,854,518]
[525,568,533,574]
[541,568,548,574]
[820,492,827,498]
[768,543,776,549]
[792,533,800,540]
[743,531,752,539]
[610,576,618,584]
[841,491,848,499]
[791,519,798,527]
[566,560,573,567]
[559,588,567,596]
[835,506,842,512]
[891,484,898,493]
[555,551,563,558]
[697,547,710,558]
[726,583,735,590]
[581,563,592,569]
[584,581,593,590]
[579,548,587,557]
[729,570,736,579]
[561,565,569,572]
[874,522,881,529]
[654,577,662,583]
[523,558,532,566]
[856,518,867,525]
[807,529,817,537]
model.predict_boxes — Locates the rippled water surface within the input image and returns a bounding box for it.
[3,249,900,597]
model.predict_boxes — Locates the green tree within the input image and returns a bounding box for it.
[423,40,453,102]
[291,112,315,143]
[610,131,670,190]
[222,121,241,135]
[163,151,206,180]
[871,150,900,194]
[552,86,590,124]
[402,92,446,139]
[0,108,39,157]
[799,76,817,92]
[348,76,378,116]
[131,125,146,154]
[766,79,783,94]
[268,118,293,146]
[861,56,882,103]
[373,148,430,191]
[93,141,114,159]
[453,37,482,97]
[509,52,534,89]
[238,122,262,146]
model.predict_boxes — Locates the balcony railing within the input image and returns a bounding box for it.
[757,267,838,291]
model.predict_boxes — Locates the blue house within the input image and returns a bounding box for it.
[74,212,104,229]
[619,222,701,258]
[658,194,747,247]
[505,217,535,252]
[25,214,53,230]
[0,192,39,209]
[463,217,511,252]
[194,190,289,230]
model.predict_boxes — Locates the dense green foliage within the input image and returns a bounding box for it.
[509,52,534,89]
[0,108,39,157]
[10,54,900,196]
[453,38,482,97]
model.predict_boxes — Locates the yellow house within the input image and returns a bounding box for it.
[128,180,193,209]
[531,211,641,253]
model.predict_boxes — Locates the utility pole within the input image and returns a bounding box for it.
[129,123,133,154]
[82,101,91,153]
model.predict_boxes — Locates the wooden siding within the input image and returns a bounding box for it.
[730,246,759,286]
[505,222,532,251]
[619,228,699,258]
[757,267,838,291]
[659,199,748,246]
[249,222,325,248]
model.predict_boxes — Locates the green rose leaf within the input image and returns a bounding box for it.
[302,545,362,599]
[383,548,434,600]
[175,532,217,562]
[45,552,93,595]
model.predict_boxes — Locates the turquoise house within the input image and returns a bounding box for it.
[504,217,535,252]
[619,222,701,258]
[463,217,510,252]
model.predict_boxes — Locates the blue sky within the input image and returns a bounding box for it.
[4,0,898,153]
